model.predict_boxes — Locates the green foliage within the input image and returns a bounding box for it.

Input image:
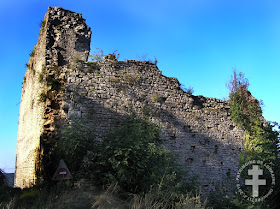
[88,48,104,62]
[122,71,140,86]
[111,71,140,89]
[141,104,152,116]
[38,65,46,82]
[40,20,46,28]
[55,117,97,176]
[89,48,120,62]
[227,70,278,161]
[86,62,100,74]
[73,54,83,64]
[0,169,5,187]
[226,70,264,133]
[0,169,8,201]
[97,114,197,195]
[12,114,200,207]
[132,187,206,209]
[0,169,21,205]
[16,187,40,207]
[152,94,161,102]
[39,65,62,91]
[25,63,35,75]
[227,70,280,208]
[29,50,35,57]
[207,189,276,209]
[0,182,206,209]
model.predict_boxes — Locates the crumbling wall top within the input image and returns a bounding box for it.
[44,7,91,66]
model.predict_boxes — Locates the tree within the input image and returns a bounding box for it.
[226,70,280,208]
[227,70,262,130]
[0,169,5,187]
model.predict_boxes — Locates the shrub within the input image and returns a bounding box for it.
[0,169,20,205]
[227,70,278,161]
[29,50,35,57]
[89,48,120,62]
[98,114,197,195]
[138,54,158,65]
[40,20,46,28]
[226,70,280,208]
[181,85,194,96]
[55,117,97,176]
[88,48,104,62]
[0,169,4,184]
[112,49,120,60]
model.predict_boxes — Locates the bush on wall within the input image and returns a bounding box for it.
[95,114,198,196]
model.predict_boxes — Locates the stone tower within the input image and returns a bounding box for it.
[15,7,244,195]
[15,7,91,188]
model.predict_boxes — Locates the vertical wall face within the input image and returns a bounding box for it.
[14,14,48,187]
[63,59,245,195]
[16,6,244,195]
[15,7,91,188]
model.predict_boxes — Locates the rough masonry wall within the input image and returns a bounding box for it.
[16,7,245,195]
[15,7,91,188]
[63,57,245,194]
[15,13,48,187]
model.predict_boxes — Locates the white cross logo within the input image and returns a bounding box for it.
[245,165,266,197]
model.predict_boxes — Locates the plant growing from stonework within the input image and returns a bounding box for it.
[89,48,120,62]
[40,20,46,28]
[227,70,278,160]
[226,70,280,208]
[112,49,120,60]
[29,50,35,57]
[138,54,158,65]
[181,84,194,96]
[88,48,104,62]
[152,94,161,102]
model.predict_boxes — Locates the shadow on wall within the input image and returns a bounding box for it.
[37,62,243,196]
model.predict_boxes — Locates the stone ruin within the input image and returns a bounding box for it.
[15,7,245,195]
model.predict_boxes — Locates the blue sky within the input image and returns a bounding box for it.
[0,0,279,173]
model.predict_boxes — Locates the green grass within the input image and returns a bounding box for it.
[0,183,208,209]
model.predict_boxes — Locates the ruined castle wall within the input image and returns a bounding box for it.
[63,59,245,194]
[15,7,91,188]
[15,15,48,188]
[16,7,244,194]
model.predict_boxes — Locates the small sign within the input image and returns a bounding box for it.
[58,168,67,177]
[52,159,73,181]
